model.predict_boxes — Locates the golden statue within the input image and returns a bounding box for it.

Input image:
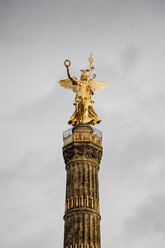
[58,53,106,125]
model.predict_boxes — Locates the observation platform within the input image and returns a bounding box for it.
[63,125,102,147]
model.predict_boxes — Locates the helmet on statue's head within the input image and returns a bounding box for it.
[80,69,89,82]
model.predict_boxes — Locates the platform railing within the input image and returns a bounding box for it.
[63,127,102,146]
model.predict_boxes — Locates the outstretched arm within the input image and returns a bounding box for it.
[67,67,78,85]
[64,60,78,86]
[67,67,73,80]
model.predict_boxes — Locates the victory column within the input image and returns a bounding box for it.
[59,53,106,248]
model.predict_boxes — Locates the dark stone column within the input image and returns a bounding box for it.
[63,125,102,248]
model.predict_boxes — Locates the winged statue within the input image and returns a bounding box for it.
[58,53,106,125]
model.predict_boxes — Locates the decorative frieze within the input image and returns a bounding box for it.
[63,143,102,166]
[65,244,99,248]
[65,195,100,213]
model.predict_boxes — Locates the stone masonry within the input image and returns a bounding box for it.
[63,124,103,248]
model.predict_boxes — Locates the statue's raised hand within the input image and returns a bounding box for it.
[64,59,71,69]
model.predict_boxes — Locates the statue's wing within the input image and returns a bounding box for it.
[88,79,106,92]
[58,79,77,93]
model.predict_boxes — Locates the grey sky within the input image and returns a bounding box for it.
[0,0,165,247]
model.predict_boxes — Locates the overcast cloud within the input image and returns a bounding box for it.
[0,0,165,247]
